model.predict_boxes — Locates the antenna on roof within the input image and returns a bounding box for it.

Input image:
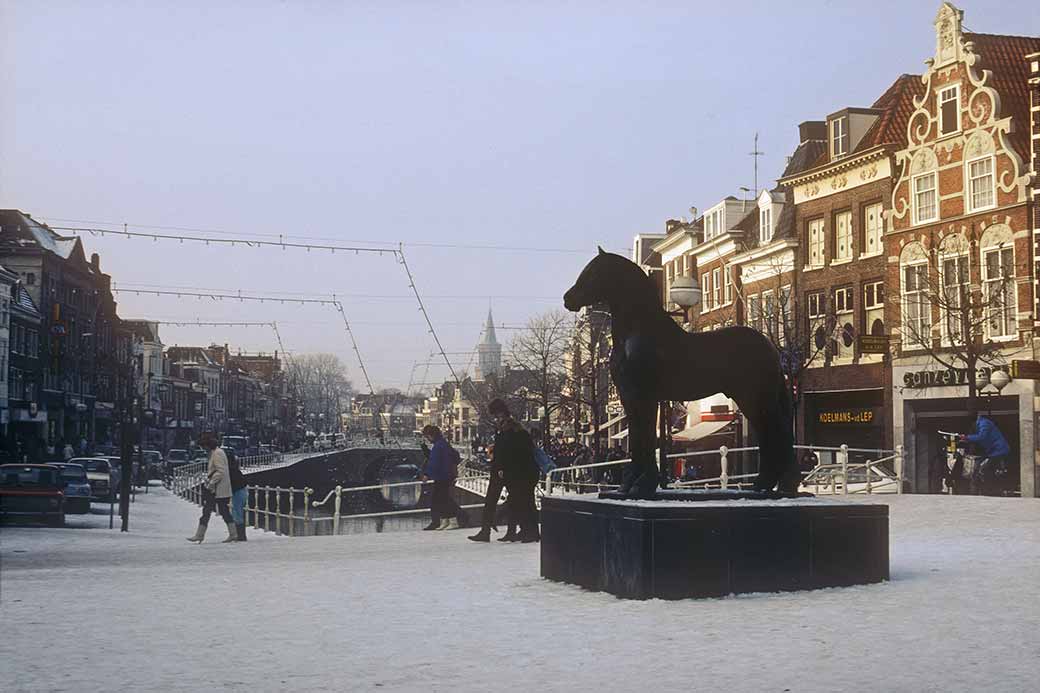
[749,132,765,199]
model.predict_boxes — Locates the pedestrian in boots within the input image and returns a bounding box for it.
[227,448,248,542]
[186,432,236,544]
[484,398,540,543]
[468,443,506,542]
[421,425,465,530]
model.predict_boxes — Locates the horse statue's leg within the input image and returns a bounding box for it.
[619,400,658,500]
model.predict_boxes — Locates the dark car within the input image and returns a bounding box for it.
[50,463,92,514]
[0,464,66,526]
[139,450,163,479]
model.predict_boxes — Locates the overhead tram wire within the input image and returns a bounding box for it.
[45,220,590,254]
[114,289,375,395]
[397,243,461,391]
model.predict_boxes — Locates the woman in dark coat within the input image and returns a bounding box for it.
[486,399,540,543]
[421,425,464,530]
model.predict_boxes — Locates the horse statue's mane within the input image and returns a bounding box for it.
[588,251,667,316]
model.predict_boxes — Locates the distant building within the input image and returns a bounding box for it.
[475,308,501,382]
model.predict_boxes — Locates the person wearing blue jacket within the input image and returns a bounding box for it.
[421,425,464,530]
[960,414,1011,494]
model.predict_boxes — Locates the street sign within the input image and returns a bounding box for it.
[1011,359,1040,380]
[858,334,889,354]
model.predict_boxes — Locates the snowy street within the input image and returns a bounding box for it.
[2,486,1039,692]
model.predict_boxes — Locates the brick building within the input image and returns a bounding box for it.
[886,5,1040,495]
[777,75,923,454]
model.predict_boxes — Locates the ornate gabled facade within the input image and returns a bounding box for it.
[886,4,1040,496]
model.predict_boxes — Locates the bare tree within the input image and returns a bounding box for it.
[509,310,570,447]
[737,254,826,435]
[898,230,1019,414]
[562,309,612,459]
[294,353,353,432]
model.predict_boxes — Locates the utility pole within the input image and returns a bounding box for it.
[118,341,136,531]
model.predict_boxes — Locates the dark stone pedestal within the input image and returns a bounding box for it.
[541,495,889,600]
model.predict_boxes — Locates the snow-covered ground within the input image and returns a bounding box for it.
[2,485,1038,692]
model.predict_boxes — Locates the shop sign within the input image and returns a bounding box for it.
[818,409,875,425]
[1010,360,1040,380]
[858,335,889,354]
[902,366,1006,389]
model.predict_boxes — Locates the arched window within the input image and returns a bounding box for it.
[979,224,1016,340]
[910,149,939,225]
[900,242,931,349]
[937,233,969,344]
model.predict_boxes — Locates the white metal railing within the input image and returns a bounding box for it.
[542,443,904,497]
[168,442,906,537]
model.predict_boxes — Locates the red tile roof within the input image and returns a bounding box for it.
[856,74,926,151]
[964,32,1040,161]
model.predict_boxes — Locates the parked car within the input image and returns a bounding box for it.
[50,463,92,514]
[0,464,66,526]
[76,458,115,500]
[166,449,190,473]
[139,450,164,478]
[222,436,249,458]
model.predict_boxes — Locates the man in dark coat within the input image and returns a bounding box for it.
[485,398,540,543]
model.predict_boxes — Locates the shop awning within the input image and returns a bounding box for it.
[591,413,626,433]
[672,419,731,442]
[611,429,629,440]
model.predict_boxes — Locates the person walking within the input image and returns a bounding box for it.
[186,432,236,544]
[485,399,540,543]
[960,413,1011,495]
[421,425,465,530]
[468,443,507,542]
[62,440,74,461]
[227,448,248,542]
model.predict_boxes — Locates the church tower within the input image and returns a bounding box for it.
[475,307,502,382]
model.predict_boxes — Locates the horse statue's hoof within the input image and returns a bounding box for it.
[624,469,659,500]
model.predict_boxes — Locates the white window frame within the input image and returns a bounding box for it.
[747,293,761,333]
[863,281,885,343]
[966,155,995,213]
[701,272,711,313]
[938,84,961,137]
[832,286,854,361]
[778,284,792,347]
[808,218,825,267]
[901,262,932,350]
[939,253,970,344]
[834,210,853,261]
[712,267,721,309]
[831,116,848,158]
[723,266,733,305]
[863,202,883,257]
[760,207,772,244]
[808,292,824,320]
[982,245,1017,341]
[912,172,938,225]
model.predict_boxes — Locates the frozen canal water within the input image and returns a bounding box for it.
[1,484,1038,692]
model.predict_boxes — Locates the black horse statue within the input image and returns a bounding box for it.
[564,248,798,499]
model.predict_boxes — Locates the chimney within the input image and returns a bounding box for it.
[798,120,827,143]
[665,219,683,234]
[90,252,100,271]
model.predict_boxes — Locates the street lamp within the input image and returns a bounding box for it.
[659,275,703,485]
[668,275,702,313]
[976,368,1011,397]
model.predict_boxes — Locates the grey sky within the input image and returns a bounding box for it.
[2,1,1036,391]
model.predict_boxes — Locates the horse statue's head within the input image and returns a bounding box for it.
[564,247,657,313]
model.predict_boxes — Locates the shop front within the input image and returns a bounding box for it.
[892,360,1036,497]
[802,389,887,465]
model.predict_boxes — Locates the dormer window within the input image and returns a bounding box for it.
[939,85,960,136]
[760,207,772,244]
[831,116,848,158]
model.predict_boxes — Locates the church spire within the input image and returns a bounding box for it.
[482,306,498,345]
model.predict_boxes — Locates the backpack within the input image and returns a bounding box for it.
[532,445,556,475]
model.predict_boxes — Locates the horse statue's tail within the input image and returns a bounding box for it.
[757,370,798,493]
